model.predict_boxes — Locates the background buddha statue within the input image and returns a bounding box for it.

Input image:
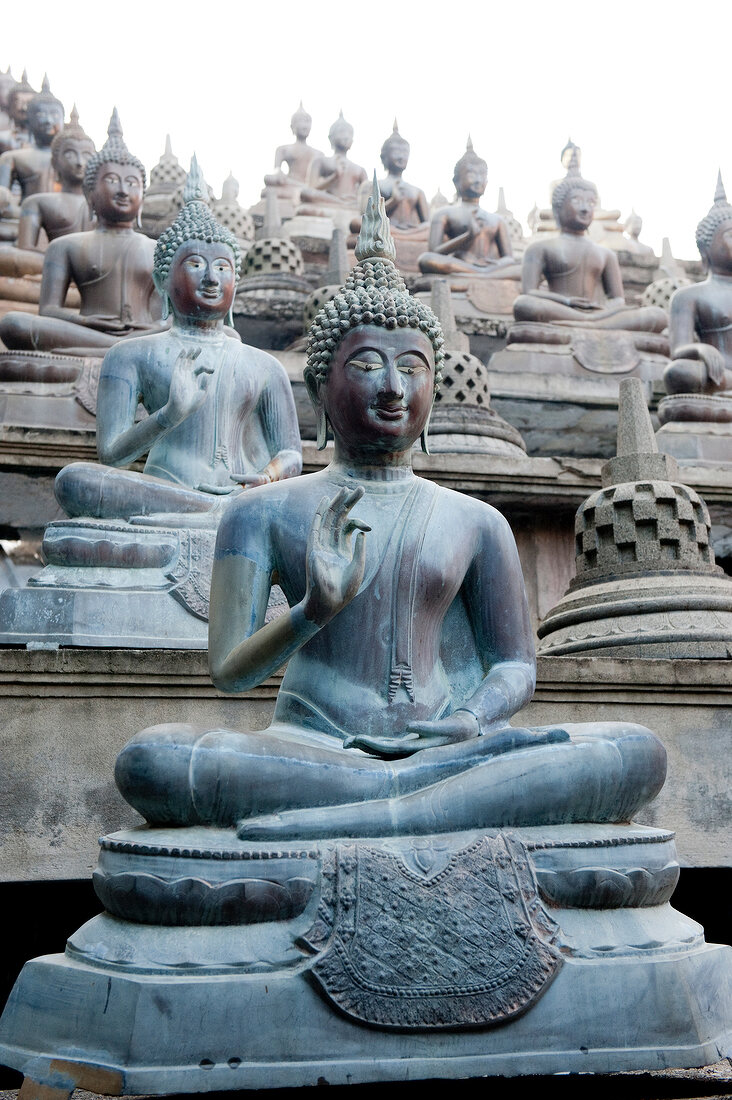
[54,156,302,528]
[0,109,165,355]
[0,69,36,154]
[418,139,521,280]
[114,182,665,843]
[622,211,654,256]
[299,111,367,211]
[371,120,429,232]
[0,68,18,136]
[0,107,96,280]
[513,158,667,332]
[534,138,624,247]
[0,76,65,203]
[661,174,732,411]
[262,102,323,204]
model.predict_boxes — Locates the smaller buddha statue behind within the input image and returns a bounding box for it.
[371,120,429,232]
[299,111,367,211]
[0,76,65,202]
[662,174,732,410]
[0,69,37,154]
[262,102,323,205]
[0,107,96,279]
[0,109,165,355]
[418,139,521,280]
[513,156,666,332]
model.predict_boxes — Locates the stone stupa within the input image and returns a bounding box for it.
[538,377,732,657]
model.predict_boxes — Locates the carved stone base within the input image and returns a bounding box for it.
[414,276,520,322]
[0,517,287,648]
[0,824,729,1088]
[492,323,669,381]
[658,392,732,424]
[537,570,732,658]
[657,415,732,466]
[0,350,101,432]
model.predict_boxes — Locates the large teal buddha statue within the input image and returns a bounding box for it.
[116,184,665,832]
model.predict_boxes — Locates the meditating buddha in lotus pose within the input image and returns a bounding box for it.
[513,157,666,332]
[55,158,302,526]
[116,183,665,840]
[0,110,164,355]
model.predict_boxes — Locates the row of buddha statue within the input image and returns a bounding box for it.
[0,73,729,463]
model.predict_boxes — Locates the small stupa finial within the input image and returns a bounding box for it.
[393,117,399,133]
[430,277,468,354]
[497,187,507,214]
[107,107,123,141]
[355,172,397,264]
[259,188,284,240]
[41,72,50,93]
[602,378,676,487]
[164,134,173,157]
[21,68,28,84]
[715,169,727,205]
[466,134,473,152]
[182,154,209,206]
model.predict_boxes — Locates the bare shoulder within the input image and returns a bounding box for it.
[234,343,291,382]
[216,472,320,551]
[433,481,513,540]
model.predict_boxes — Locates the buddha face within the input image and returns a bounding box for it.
[455,159,487,201]
[559,186,596,232]
[291,112,312,141]
[9,89,34,128]
[91,160,144,223]
[321,324,435,454]
[27,101,64,146]
[706,221,732,273]
[167,239,237,323]
[329,120,354,154]
[53,136,96,187]
[382,138,410,175]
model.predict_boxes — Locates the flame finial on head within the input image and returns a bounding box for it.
[695,169,732,256]
[182,153,209,206]
[355,173,397,264]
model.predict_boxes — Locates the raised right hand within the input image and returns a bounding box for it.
[302,487,370,627]
[159,348,207,426]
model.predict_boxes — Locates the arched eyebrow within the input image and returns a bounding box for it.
[396,349,431,367]
[345,346,385,362]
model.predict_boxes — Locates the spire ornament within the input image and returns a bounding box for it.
[695,171,732,256]
[83,109,147,197]
[355,173,397,263]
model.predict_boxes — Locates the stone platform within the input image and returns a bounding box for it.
[0,821,729,1090]
[1,649,730,882]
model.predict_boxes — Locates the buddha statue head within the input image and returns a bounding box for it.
[560,137,581,172]
[153,156,242,325]
[551,149,597,232]
[0,68,17,113]
[83,109,147,226]
[695,172,732,273]
[328,111,354,155]
[306,175,444,452]
[380,120,410,176]
[290,102,312,141]
[26,75,64,148]
[50,106,95,190]
[453,138,488,201]
[7,70,37,130]
[625,210,642,240]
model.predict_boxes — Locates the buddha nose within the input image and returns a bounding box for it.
[382,359,404,398]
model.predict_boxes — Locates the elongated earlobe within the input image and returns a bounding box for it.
[316,406,330,450]
[420,406,432,455]
[160,293,170,321]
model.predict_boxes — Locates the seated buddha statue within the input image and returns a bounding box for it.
[663,175,732,405]
[512,160,667,332]
[0,67,17,138]
[115,182,664,840]
[262,102,323,204]
[0,69,36,156]
[0,76,65,202]
[54,158,302,527]
[299,112,367,211]
[417,139,522,280]
[370,120,429,232]
[0,110,165,355]
[0,107,95,279]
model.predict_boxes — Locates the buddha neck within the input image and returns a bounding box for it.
[171,318,228,341]
[330,446,415,483]
[97,220,137,233]
[559,226,588,239]
[709,270,732,283]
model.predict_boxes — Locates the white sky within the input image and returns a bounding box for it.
[2,0,730,259]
